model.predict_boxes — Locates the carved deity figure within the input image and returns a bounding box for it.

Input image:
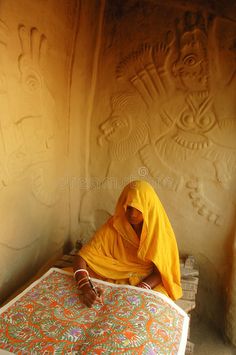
[93,11,236,227]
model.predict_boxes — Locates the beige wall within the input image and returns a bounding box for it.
[76,0,236,338]
[0,0,105,304]
[0,0,236,343]
[0,0,79,302]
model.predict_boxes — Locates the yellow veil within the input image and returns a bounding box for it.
[79,180,182,300]
[114,180,182,300]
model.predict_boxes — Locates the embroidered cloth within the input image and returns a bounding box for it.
[0,268,189,354]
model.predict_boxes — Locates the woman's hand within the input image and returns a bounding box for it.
[73,256,104,307]
[137,265,162,290]
[80,284,103,308]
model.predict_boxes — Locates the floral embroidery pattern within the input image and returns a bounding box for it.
[0,269,188,354]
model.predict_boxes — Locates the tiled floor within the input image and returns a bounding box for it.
[191,313,236,355]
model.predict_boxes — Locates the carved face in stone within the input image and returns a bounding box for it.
[99,111,130,144]
[161,92,216,136]
[172,29,209,92]
[176,99,216,134]
[98,94,148,160]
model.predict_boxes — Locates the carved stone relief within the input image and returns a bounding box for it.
[98,92,149,160]
[0,22,59,207]
[81,11,236,232]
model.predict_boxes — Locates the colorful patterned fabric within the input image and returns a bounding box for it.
[0,268,189,354]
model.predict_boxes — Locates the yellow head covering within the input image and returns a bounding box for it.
[113,180,182,300]
[79,180,182,300]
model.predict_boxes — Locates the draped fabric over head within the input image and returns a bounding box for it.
[79,180,182,300]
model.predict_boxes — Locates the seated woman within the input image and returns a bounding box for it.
[74,180,182,307]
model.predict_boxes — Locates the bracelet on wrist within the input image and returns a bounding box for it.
[78,280,90,289]
[74,268,89,279]
[77,276,89,287]
[138,281,151,290]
